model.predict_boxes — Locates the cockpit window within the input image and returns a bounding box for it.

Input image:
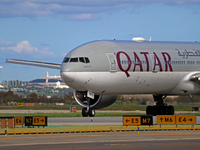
[79,57,85,63]
[63,57,70,63]
[70,58,78,62]
[63,57,90,63]
[85,57,90,63]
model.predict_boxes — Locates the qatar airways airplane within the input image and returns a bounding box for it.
[6,39,200,117]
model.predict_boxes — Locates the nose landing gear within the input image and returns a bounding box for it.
[82,108,95,117]
[82,97,95,117]
[146,95,174,116]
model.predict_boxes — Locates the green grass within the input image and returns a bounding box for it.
[104,104,198,111]
[0,104,198,111]
[0,111,200,118]
[173,105,197,111]
[0,112,146,118]
[0,105,82,110]
[0,104,199,117]
[102,104,147,111]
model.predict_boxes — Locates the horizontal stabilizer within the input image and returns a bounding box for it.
[6,59,61,70]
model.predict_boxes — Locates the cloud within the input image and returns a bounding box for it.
[0,38,14,46]
[0,40,55,57]
[0,0,199,20]
[11,40,38,53]
[66,13,100,21]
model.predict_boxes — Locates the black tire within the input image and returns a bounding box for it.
[146,106,153,115]
[152,106,157,116]
[88,109,95,117]
[146,106,150,115]
[164,106,170,115]
[82,108,88,117]
[168,105,174,115]
[159,106,165,115]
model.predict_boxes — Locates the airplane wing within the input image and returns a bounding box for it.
[6,59,61,70]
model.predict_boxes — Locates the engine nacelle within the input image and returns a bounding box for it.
[73,90,117,109]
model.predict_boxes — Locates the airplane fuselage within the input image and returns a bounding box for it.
[7,40,200,116]
[60,40,200,96]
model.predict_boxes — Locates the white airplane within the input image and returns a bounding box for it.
[6,40,200,117]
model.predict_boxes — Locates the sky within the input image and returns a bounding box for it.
[0,0,200,82]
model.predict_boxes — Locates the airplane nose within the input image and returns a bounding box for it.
[60,71,76,83]
[60,63,76,83]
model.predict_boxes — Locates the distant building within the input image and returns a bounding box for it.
[2,80,27,87]
[27,72,69,89]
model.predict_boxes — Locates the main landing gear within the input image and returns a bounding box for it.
[146,95,174,116]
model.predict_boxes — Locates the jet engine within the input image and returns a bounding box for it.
[73,90,117,117]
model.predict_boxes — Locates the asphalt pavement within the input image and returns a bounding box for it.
[0,130,200,150]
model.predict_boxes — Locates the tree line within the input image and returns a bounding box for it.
[1,91,200,105]
[0,91,74,104]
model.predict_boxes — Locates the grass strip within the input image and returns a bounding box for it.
[0,112,146,117]
[0,112,200,117]
[0,105,198,111]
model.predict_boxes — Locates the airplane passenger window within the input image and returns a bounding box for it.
[85,57,90,63]
[63,57,70,63]
[79,57,85,63]
[70,58,78,62]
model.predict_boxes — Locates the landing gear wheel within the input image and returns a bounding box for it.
[146,105,175,116]
[88,109,95,117]
[146,95,175,116]
[164,106,169,115]
[160,106,165,115]
[146,106,153,115]
[168,105,174,115]
[82,108,88,117]
[82,108,96,117]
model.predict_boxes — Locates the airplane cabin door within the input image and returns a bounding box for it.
[106,53,117,72]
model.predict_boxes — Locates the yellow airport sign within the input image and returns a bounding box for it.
[15,117,23,125]
[18,102,24,107]
[32,117,46,126]
[123,116,141,126]
[123,115,153,126]
[25,116,47,127]
[176,116,196,124]
[157,115,176,124]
